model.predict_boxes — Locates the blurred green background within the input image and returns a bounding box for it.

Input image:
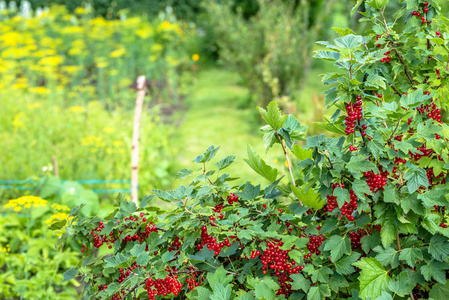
[1,0,448,298]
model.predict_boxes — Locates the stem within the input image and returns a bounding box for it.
[396,229,402,252]
[276,133,296,187]
[393,49,415,86]
[389,84,402,96]
[21,210,31,300]
[380,9,391,36]
[122,280,145,300]
[388,119,402,142]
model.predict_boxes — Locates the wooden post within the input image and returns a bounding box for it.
[51,156,59,177]
[131,76,147,206]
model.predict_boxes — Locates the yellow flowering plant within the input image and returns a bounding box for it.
[0,195,80,299]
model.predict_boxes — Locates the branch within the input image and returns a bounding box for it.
[393,49,415,86]
[389,84,402,96]
[122,280,145,300]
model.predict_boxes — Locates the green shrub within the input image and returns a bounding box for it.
[205,0,334,108]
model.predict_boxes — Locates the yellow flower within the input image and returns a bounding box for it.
[112,140,123,147]
[29,86,50,95]
[51,203,71,211]
[273,158,279,164]
[103,127,114,133]
[38,55,63,66]
[110,48,126,58]
[44,212,70,225]
[69,106,85,113]
[192,54,200,61]
[5,196,48,210]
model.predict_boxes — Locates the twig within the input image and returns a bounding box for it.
[389,84,402,96]
[155,227,167,232]
[121,280,145,300]
[396,229,402,252]
[393,49,415,86]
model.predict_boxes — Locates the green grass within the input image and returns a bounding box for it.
[171,68,280,187]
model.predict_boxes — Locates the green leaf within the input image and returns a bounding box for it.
[193,145,220,163]
[176,169,193,180]
[352,179,373,199]
[291,274,310,292]
[323,235,351,262]
[361,232,381,253]
[210,283,231,300]
[139,195,155,208]
[311,267,333,283]
[332,27,355,36]
[48,220,66,230]
[257,101,288,131]
[353,258,391,300]
[335,252,362,275]
[161,251,178,262]
[428,234,449,261]
[334,34,363,49]
[292,185,324,210]
[373,246,399,268]
[398,248,423,267]
[215,155,236,170]
[119,200,137,216]
[254,277,280,300]
[366,0,389,10]
[404,167,429,194]
[196,286,212,299]
[61,268,78,283]
[420,260,449,284]
[346,156,377,178]
[429,280,449,300]
[313,51,341,61]
[334,187,350,208]
[383,184,399,204]
[207,266,233,289]
[238,182,260,201]
[307,284,331,300]
[244,145,278,182]
[365,73,386,89]
[399,89,430,109]
[388,271,415,297]
[104,253,128,268]
[380,218,396,248]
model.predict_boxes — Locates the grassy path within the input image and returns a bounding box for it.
[171,68,278,186]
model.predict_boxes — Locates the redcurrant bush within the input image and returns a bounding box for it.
[56,0,449,299]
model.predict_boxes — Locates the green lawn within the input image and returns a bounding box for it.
[170,68,280,187]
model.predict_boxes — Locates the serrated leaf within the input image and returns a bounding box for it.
[196,286,211,300]
[361,232,381,254]
[292,185,324,210]
[210,283,231,300]
[238,182,260,201]
[244,145,278,182]
[404,167,429,194]
[334,187,350,208]
[161,250,177,262]
[398,247,422,269]
[353,258,391,300]
[176,169,193,180]
[313,50,341,61]
[332,27,355,36]
[335,252,362,275]
[307,284,331,300]
[291,274,310,292]
[420,260,449,284]
[388,271,415,297]
[374,246,399,268]
[429,280,449,300]
[255,277,279,300]
[346,156,377,178]
[335,34,363,49]
[257,101,288,131]
[62,268,78,283]
[428,234,449,261]
[193,145,220,163]
[365,73,386,89]
[207,266,233,289]
[380,218,396,248]
[215,155,236,170]
[324,235,351,262]
[399,89,430,109]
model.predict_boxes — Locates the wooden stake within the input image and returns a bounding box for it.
[131,76,147,206]
[51,156,59,177]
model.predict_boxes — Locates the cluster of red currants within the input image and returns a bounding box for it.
[416,101,442,124]
[168,236,182,253]
[227,193,239,205]
[323,183,344,213]
[145,274,182,299]
[304,235,325,257]
[364,168,389,193]
[380,51,391,63]
[186,272,202,291]
[344,97,363,135]
[196,226,231,255]
[340,190,358,222]
[412,1,429,24]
